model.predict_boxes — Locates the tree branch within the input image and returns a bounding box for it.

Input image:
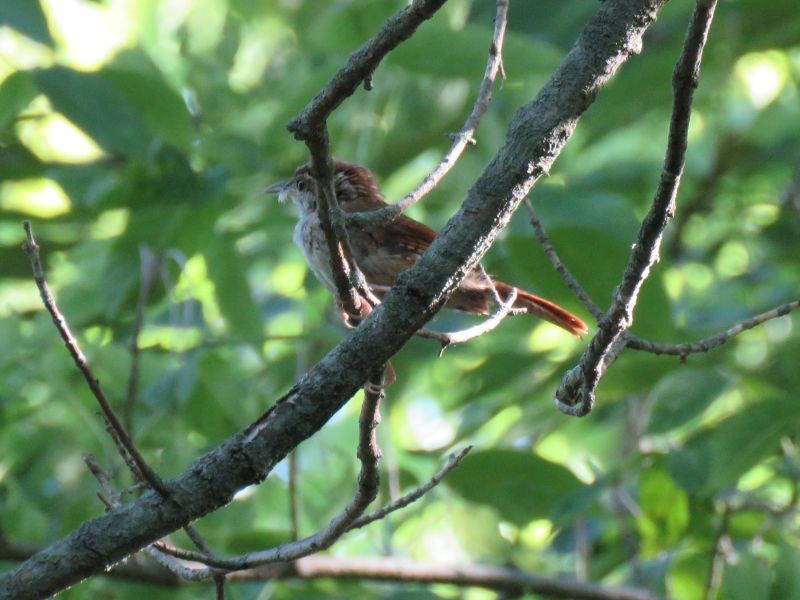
[626,299,800,356]
[524,199,604,320]
[245,556,664,600]
[1,2,667,597]
[151,372,384,577]
[0,543,661,600]
[22,221,169,496]
[415,287,518,355]
[555,0,719,416]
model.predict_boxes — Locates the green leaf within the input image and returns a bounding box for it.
[721,552,770,600]
[638,468,690,555]
[0,71,37,131]
[446,449,582,524]
[771,541,800,600]
[205,236,263,342]
[102,63,193,151]
[0,0,53,45]
[388,22,561,80]
[647,368,729,434]
[0,142,45,181]
[667,550,711,600]
[667,395,798,494]
[33,67,152,158]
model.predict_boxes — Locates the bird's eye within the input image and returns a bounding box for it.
[296,178,308,192]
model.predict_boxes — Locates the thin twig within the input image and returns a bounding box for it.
[287,0,449,139]
[704,504,733,600]
[152,440,473,579]
[22,222,170,495]
[626,299,800,357]
[214,574,226,599]
[0,540,664,600]
[527,189,799,359]
[288,451,301,542]
[146,546,214,582]
[152,370,386,577]
[348,0,510,227]
[665,132,741,258]
[554,0,719,416]
[245,556,664,600]
[416,288,518,355]
[83,453,120,503]
[349,446,471,530]
[123,245,159,436]
[25,223,221,568]
[524,199,603,320]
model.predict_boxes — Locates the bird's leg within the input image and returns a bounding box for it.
[364,361,396,394]
[340,293,375,328]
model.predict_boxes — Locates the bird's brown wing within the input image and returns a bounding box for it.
[380,213,437,255]
[345,203,438,288]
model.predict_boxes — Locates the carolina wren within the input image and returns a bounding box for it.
[266,160,588,336]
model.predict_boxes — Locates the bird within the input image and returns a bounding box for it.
[266,160,588,337]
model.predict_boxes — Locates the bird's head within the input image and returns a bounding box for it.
[266,160,383,215]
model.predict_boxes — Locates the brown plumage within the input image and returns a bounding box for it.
[266,160,588,337]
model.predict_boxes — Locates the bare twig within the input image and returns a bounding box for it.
[22,221,169,495]
[146,546,215,582]
[246,556,664,600]
[524,199,603,320]
[214,574,226,599]
[555,0,719,416]
[704,504,733,600]
[348,0,510,227]
[349,446,471,530]
[83,453,120,503]
[287,0,448,139]
[0,542,662,600]
[288,451,301,542]
[416,288,518,355]
[123,245,159,436]
[152,371,386,577]
[666,132,741,258]
[25,223,221,570]
[626,299,800,357]
[527,187,799,360]
[152,438,473,579]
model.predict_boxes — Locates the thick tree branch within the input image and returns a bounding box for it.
[1,2,667,597]
[0,543,660,600]
[555,0,719,416]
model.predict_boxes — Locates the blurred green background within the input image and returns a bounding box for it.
[1,0,799,598]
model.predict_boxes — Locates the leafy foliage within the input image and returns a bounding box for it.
[1,1,799,598]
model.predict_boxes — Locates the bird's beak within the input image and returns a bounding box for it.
[265,179,290,194]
